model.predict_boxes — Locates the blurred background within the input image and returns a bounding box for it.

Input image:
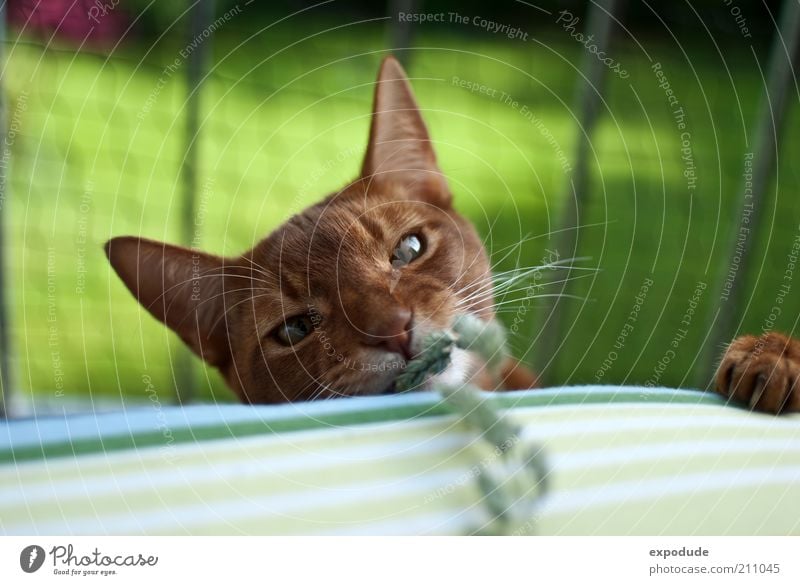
[0,0,798,415]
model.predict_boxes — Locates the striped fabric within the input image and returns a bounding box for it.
[1,386,799,535]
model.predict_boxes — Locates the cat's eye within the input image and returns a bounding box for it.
[274,315,313,346]
[391,234,424,267]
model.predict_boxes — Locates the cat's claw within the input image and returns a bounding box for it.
[715,332,800,414]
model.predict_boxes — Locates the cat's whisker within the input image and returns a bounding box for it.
[454,257,595,299]
[145,260,281,328]
[451,278,495,302]
[485,258,598,285]
[486,219,613,257]
[199,262,275,281]
[189,285,272,316]
[454,265,597,307]
[239,255,279,282]
[491,265,599,285]
[457,274,597,310]
[455,281,534,309]
[239,254,269,271]
[486,202,513,234]
[296,370,332,401]
[458,296,588,323]
[326,382,346,400]
[157,279,273,334]
[310,376,334,398]
[307,382,329,402]
[321,372,349,400]
[219,273,275,286]
[299,360,355,402]
[491,256,595,278]
[151,267,273,310]
[492,270,599,296]
[485,292,590,310]
[158,264,274,299]
[487,230,534,253]
[484,222,604,270]
[458,285,592,314]
[451,266,539,302]
[206,292,275,334]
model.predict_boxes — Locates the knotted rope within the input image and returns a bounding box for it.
[396,314,549,535]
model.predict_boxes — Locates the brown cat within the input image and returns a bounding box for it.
[106,56,799,413]
[105,56,536,403]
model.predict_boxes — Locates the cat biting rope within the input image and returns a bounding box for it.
[396,313,549,534]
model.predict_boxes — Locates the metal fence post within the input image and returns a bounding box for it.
[534,0,620,383]
[702,0,800,385]
[0,1,12,418]
[387,0,417,65]
[176,0,214,404]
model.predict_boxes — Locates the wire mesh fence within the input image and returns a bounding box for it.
[0,0,799,416]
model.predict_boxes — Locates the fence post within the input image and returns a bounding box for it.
[387,0,417,65]
[176,0,214,404]
[534,0,620,383]
[0,1,11,418]
[702,0,800,385]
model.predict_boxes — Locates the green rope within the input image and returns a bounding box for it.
[396,314,549,535]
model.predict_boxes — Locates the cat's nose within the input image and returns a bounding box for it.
[364,308,413,360]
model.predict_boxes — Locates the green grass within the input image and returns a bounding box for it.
[4,20,800,409]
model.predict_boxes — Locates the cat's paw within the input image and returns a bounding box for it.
[715,332,800,414]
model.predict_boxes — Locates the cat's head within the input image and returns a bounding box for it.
[106,57,495,403]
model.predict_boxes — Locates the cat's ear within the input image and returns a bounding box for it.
[361,56,451,207]
[104,236,233,367]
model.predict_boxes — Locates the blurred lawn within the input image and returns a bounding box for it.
[4,19,800,409]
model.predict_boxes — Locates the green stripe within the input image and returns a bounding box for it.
[2,397,797,536]
[0,388,727,464]
[7,404,785,488]
[539,483,800,536]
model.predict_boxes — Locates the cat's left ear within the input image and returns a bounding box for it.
[361,56,451,207]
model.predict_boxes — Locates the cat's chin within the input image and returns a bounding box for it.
[429,347,473,387]
[326,328,484,398]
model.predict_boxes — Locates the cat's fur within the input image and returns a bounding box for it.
[106,56,799,413]
[716,332,800,413]
[105,57,536,404]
